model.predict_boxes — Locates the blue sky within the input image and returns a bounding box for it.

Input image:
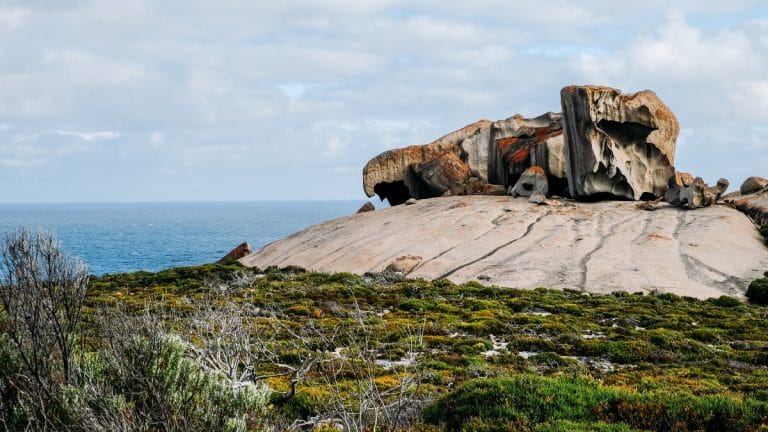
[0,0,767,202]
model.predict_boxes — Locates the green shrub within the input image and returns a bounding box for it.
[710,296,742,308]
[423,375,768,432]
[746,278,768,305]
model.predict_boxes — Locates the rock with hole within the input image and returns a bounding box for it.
[560,85,678,200]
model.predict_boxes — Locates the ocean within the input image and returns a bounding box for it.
[0,201,367,275]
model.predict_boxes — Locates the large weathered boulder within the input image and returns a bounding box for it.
[560,85,679,200]
[414,152,471,196]
[362,113,567,204]
[741,176,768,195]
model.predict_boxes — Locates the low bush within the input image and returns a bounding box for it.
[746,277,768,305]
[423,375,768,432]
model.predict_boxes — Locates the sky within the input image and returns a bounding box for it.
[0,1,767,203]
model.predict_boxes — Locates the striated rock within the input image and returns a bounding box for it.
[724,188,768,227]
[665,176,728,209]
[362,112,566,205]
[740,176,768,195]
[240,195,768,299]
[509,165,549,198]
[414,152,471,196]
[492,113,565,188]
[560,85,679,200]
[217,242,252,263]
[385,255,422,275]
[356,202,375,213]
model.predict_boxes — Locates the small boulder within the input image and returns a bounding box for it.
[385,255,422,275]
[509,165,549,198]
[665,176,728,209]
[404,198,418,205]
[356,202,375,213]
[528,191,547,204]
[218,242,252,263]
[740,176,768,195]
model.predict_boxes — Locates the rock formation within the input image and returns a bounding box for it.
[356,202,375,213]
[240,196,768,298]
[741,176,768,195]
[362,113,566,204]
[665,175,729,209]
[218,242,252,263]
[560,85,679,200]
[724,188,768,227]
[509,165,548,198]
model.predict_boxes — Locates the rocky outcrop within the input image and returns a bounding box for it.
[240,196,768,299]
[218,242,252,263]
[724,189,768,227]
[509,165,548,198]
[665,175,729,209]
[356,202,375,213]
[560,85,679,200]
[741,176,768,195]
[362,113,566,204]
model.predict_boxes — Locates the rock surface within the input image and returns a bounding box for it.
[560,85,679,200]
[414,152,471,196]
[724,189,768,227]
[241,196,768,298]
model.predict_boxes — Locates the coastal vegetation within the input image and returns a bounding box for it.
[3,228,768,430]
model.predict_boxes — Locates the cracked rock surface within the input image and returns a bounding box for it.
[241,196,768,299]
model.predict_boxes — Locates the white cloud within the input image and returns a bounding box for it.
[0,6,31,32]
[55,130,120,142]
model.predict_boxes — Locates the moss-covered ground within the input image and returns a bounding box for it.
[87,264,768,431]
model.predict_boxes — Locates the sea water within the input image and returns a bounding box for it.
[0,201,366,275]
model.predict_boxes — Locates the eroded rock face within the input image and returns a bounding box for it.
[414,152,471,196]
[509,165,548,198]
[560,85,679,200]
[362,113,567,204]
[741,176,768,195]
[665,176,729,209]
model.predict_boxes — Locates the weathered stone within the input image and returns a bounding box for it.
[560,85,679,200]
[740,176,768,195]
[217,242,252,263]
[665,176,728,209]
[362,112,566,204]
[384,255,422,274]
[673,171,695,187]
[404,198,418,205]
[509,165,549,198]
[466,178,506,195]
[356,202,375,213]
[414,152,471,197]
[725,189,768,227]
[528,191,547,204]
[241,195,768,299]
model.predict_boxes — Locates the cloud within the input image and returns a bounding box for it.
[0,1,767,201]
[55,130,120,142]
